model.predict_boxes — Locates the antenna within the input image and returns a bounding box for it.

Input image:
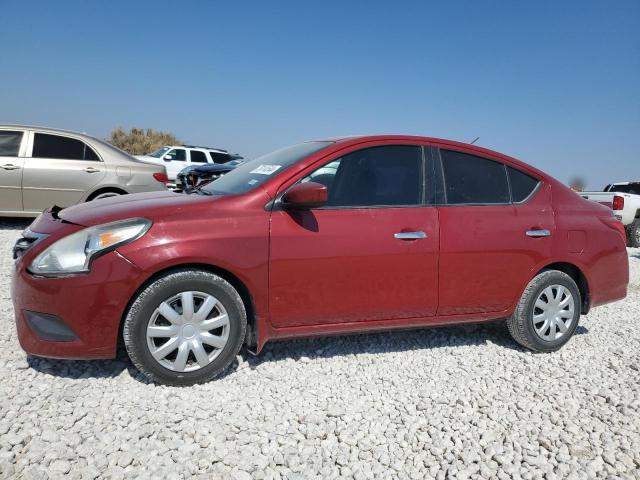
[470,136,480,145]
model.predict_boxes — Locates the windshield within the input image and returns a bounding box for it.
[148,146,171,158]
[201,141,333,195]
[609,184,640,195]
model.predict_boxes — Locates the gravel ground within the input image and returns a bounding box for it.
[0,218,638,480]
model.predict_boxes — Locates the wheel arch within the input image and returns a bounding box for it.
[86,186,128,201]
[118,262,258,351]
[535,262,590,314]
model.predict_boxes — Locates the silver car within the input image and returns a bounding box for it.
[0,125,169,217]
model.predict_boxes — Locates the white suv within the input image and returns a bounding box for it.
[137,145,241,182]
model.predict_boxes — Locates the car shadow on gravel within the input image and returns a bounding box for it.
[24,323,591,384]
[27,355,130,380]
[0,218,32,230]
[245,321,589,369]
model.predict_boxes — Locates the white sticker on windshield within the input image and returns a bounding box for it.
[250,164,282,175]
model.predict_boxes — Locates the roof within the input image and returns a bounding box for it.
[312,134,548,180]
[0,124,92,136]
[180,144,228,152]
[318,134,508,159]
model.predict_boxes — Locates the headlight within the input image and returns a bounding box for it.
[29,218,151,276]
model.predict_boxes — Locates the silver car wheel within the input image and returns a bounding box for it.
[92,192,121,200]
[146,291,230,372]
[532,285,575,341]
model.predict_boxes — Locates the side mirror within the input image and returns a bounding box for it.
[281,182,327,210]
[163,155,172,161]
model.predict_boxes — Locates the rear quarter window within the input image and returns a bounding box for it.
[508,166,540,202]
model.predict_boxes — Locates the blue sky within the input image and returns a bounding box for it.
[1,1,638,188]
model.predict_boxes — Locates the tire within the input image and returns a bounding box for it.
[88,190,125,201]
[506,270,581,352]
[123,269,247,385]
[627,219,640,248]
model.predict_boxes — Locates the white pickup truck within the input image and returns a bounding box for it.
[581,182,640,247]
[136,145,241,182]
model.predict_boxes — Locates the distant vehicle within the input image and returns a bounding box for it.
[137,145,242,182]
[12,135,628,385]
[581,182,640,247]
[176,159,244,192]
[0,125,168,217]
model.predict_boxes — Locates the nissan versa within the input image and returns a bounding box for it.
[12,136,629,385]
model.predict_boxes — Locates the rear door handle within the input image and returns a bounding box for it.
[1,164,21,170]
[526,229,551,237]
[394,231,427,240]
[84,167,100,173]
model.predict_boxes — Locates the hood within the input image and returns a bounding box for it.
[59,190,219,226]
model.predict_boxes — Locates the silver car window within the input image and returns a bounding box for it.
[0,131,23,156]
[32,133,99,161]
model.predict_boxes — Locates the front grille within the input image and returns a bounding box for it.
[13,230,48,260]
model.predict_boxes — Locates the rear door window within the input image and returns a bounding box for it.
[32,133,100,161]
[0,131,24,156]
[508,166,540,202]
[441,149,509,204]
[190,150,208,163]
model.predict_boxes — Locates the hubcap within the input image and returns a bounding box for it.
[532,285,575,341]
[146,291,230,372]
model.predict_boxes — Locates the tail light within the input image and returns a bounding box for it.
[153,172,169,184]
[612,195,624,211]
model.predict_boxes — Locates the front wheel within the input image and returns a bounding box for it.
[507,270,581,352]
[123,269,247,385]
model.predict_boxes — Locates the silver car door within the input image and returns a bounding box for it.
[22,131,107,211]
[0,129,26,212]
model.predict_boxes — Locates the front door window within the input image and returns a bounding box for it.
[302,145,422,207]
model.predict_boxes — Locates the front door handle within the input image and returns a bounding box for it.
[526,229,551,238]
[84,167,100,173]
[0,164,21,170]
[394,231,427,240]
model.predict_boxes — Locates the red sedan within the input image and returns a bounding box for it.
[12,136,629,385]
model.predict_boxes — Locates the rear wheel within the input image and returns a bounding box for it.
[123,269,246,385]
[507,270,580,352]
[627,219,640,248]
[88,189,125,201]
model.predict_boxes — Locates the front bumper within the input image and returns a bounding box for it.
[12,251,145,359]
